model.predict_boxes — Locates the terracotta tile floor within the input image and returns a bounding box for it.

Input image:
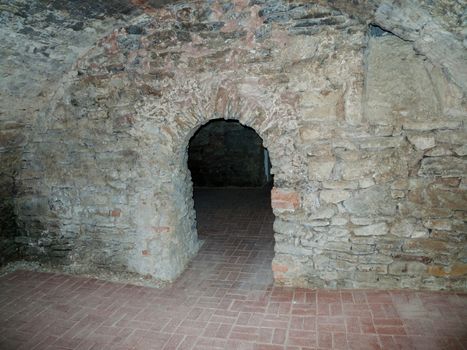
[1,188,466,350]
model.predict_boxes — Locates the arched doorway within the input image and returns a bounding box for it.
[186,119,275,288]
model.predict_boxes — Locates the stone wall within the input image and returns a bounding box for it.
[188,119,269,187]
[4,0,467,289]
[0,0,146,264]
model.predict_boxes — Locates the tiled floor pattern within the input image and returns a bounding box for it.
[1,188,466,350]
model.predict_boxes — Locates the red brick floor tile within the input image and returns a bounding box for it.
[272,328,287,345]
[1,188,466,350]
[346,333,380,350]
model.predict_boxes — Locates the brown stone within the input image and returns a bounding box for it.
[152,226,171,234]
[428,264,467,277]
[272,263,289,273]
[271,188,300,211]
[110,209,121,217]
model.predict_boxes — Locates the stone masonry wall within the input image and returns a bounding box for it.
[188,119,268,187]
[0,0,146,265]
[9,1,467,289]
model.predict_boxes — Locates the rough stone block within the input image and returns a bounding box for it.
[323,180,358,190]
[454,145,467,156]
[309,206,336,220]
[320,189,350,203]
[390,219,415,238]
[358,136,405,149]
[418,156,467,177]
[422,219,452,231]
[353,222,388,236]
[299,127,321,142]
[308,157,335,181]
[273,219,304,236]
[407,134,435,150]
[389,261,427,275]
[435,130,467,145]
[403,120,461,131]
[428,263,467,277]
[343,185,397,216]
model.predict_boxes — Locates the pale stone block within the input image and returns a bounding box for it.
[454,145,467,156]
[358,254,393,264]
[391,190,405,199]
[407,135,435,150]
[358,136,404,149]
[390,219,415,238]
[357,264,388,273]
[344,80,363,126]
[435,130,467,145]
[309,206,336,220]
[412,229,429,238]
[331,216,348,225]
[359,178,375,188]
[320,189,351,204]
[353,222,389,236]
[323,180,358,190]
[299,127,321,142]
[425,146,453,156]
[418,156,467,177]
[422,219,452,231]
[350,217,374,225]
[308,157,335,181]
[403,120,461,131]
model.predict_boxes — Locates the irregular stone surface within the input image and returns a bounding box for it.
[375,0,467,91]
[343,185,397,217]
[418,157,467,177]
[320,189,350,204]
[407,134,436,150]
[308,157,335,181]
[1,0,466,290]
[0,0,145,265]
[353,222,388,236]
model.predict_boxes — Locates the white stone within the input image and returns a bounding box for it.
[403,120,461,131]
[359,178,375,188]
[353,223,389,236]
[358,136,405,149]
[323,180,358,190]
[390,219,415,238]
[309,206,336,220]
[320,190,351,204]
[407,135,435,150]
[299,127,321,142]
[425,146,453,156]
[331,216,348,226]
[391,190,405,199]
[454,145,467,156]
[412,229,429,238]
[350,217,373,225]
[308,157,335,181]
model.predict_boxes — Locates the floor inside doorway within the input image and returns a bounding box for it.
[0,188,466,350]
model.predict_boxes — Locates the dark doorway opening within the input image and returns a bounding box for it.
[186,119,274,289]
[188,119,272,188]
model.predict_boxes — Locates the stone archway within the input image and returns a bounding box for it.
[133,100,290,281]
